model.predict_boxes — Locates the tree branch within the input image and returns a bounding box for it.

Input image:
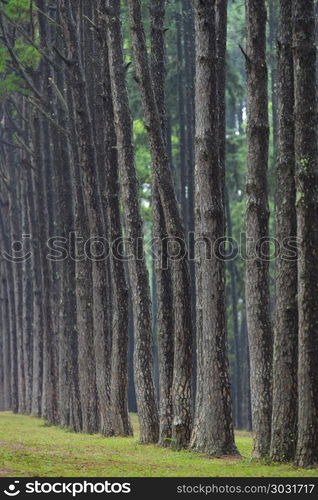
[239,44,251,64]
[27,97,70,137]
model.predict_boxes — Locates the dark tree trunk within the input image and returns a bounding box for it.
[98,5,132,436]
[216,0,228,203]
[293,0,318,469]
[182,0,196,397]
[269,0,278,158]
[240,312,252,431]
[270,0,298,463]
[225,189,240,429]
[32,111,58,425]
[127,0,193,450]
[1,128,19,413]
[47,4,82,432]
[21,162,33,415]
[28,165,43,418]
[0,251,11,411]
[105,0,159,444]
[191,0,237,456]
[150,0,174,447]
[59,0,119,434]
[176,7,187,217]
[11,157,25,415]
[245,0,273,459]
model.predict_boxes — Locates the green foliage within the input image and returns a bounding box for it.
[4,0,31,20]
[0,72,22,100]
[0,0,41,100]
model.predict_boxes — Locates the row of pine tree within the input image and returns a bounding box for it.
[0,0,317,469]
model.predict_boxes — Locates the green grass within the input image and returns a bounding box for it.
[0,412,317,477]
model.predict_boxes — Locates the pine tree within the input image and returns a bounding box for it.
[245,0,272,458]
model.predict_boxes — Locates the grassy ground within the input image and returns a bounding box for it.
[0,412,317,477]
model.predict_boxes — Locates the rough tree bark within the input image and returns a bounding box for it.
[1,114,18,414]
[105,0,159,444]
[150,0,174,447]
[245,0,273,459]
[59,0,112,434]
[176,7,187,216]
[50,2,82,432]
[127,0,193,450]
[21,160,33,415]
[293,0,318,469]
[216,0,228,202]
[98,3,132,436]
[270,0,298,463]
[190,0,237,456]
[0,194,12,411]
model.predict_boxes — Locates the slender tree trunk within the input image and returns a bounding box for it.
[216,0,228,203]
[293,0,318,469]
[32,111,58,425]
[245,0,273,459]
[150,0,174,447]
[27,161,43,418]
[59,0,116,434]
[182,0,196,396]
[225,189,241,429]
[0,256,11,411]
[269,0,278,158]
[0,116,18,414]
[240,312,252,431]
[127,0,193,450]
[105,0,159,444]
[270,0,298,462]
[21,163,33,415]
[85,0,115,436]
[191,0,237,456]
[10,154,25,414]
[176,7,187,218]
[98,7,132,435]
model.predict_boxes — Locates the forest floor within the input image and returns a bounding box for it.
[0,412,317,477]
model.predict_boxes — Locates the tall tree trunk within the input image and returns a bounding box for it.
[28,165,43,418]
[127,0,193,450]
[21,162,33,415]
[269,0,278,158]
[98,6,132,436]
[10,153,25,415]
[60,1,112,434]
[84,0,114,436]
[240,312,252,431]
[245,0,273,459]
[0,238,11,411]
[191,0,237,456]
[225,189,241,429]
[216,0,227,203]
[32,111,58,425]
[1,109,18,414]
[182,0,196,395]
[293,0,318,469]
[150,0,174,447]
[270,0,298,462]
[105,0,159,444]
[176,7,187,218]
[48,4,82,432]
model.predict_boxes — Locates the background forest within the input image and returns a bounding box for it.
[0,0,317,477]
